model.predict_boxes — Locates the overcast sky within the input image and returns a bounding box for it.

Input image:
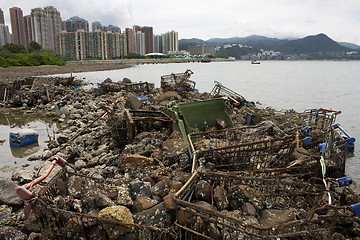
[2,0,360,45]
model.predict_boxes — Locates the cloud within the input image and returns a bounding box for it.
[2,0,360,44]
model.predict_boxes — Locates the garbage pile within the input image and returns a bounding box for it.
[0,70,358,240]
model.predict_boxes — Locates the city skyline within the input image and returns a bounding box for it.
[1,0,360,45]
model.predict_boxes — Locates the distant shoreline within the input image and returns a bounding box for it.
[0,62,133,84]
[0,58,233,84]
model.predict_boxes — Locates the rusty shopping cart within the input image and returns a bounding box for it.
[160,69,196,92]
[16,156,173,240]
[173,170,359,239]
[188,122,296,173]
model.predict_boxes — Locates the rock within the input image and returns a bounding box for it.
[99,206,134,239]
[195,180,212,203]
[216,118,228,129]
[194,201,216,211]
[42,150,53,159]
[129,180,152,198]
[67,175,83,198]
[149,167,170,182]
[258,208,296,227]
[0,205,12,224]
[177,207,196,226]
[22,214,41,233]
[242,202,257,215]
[168,130,182,139]
[173,170,191,184]
[87,156,100,167]
[163,193,177,211]
[134,132,152,142]
[11,168,33,184]
[28,232,42,240]
[151,147,163,160]
[0,178,23,206]
[214,185,229,210]
[125,96,142,110]
[143,176,155,187]
[151,178,171,198]
[161,138,188,157]
[62,217,84,239]
[57,134,68,144]
[152,195,162,203]
[123,154,154,168]
[170,181,183,194]
[0,225,27,240]
[70,113,82,120]
[224,209,243,220]
[208,222,221,240]
[95,192,115,209]
[27,155,41,161]
[157,91,181,103]
[123,77,132,83]
[132,196,158,213]
[117,185,134,207]
[74,159,87,170]
[229,185,265,211]
[91,144,108,157]
[133,202,172,228]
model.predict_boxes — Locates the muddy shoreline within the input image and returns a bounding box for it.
[0,62,133,84]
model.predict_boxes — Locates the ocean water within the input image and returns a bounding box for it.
[1,61,359,187]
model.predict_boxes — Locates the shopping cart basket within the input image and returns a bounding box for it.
[188,122,295,172]
[173,170,358,239]
[16,156,172,240]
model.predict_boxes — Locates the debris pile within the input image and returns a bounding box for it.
[0,70,358,239]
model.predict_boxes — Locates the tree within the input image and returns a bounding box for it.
[28,41,42,52]
[1,43,25,54]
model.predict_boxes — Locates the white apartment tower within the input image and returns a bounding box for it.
[31,6,62,52]
[0,24,11,46]
[134,31,145,55]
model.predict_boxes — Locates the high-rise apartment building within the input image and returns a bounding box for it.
[65,16,89,32]
[165,30,178,53]
[133,25,141,34]
[105,25,120,33]
[141,26,153,54]
[57,30,127,60]
[92,21,103,31]
[132,25,153,54]
[0,8,5,24]
[134,31,145,55]
[153,35,159,53]
[0,8,11,47]
[31,6,62,52]
[125,28,135,54]
[0,24,11,46]
[23,15,33,46]
[154,31,178,54]
[9,7,26,47]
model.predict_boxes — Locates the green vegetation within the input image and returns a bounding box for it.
[0,42,66,68]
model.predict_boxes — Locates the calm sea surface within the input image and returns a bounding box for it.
[1,61,359,187]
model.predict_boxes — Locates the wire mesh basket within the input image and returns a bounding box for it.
[188,122,296,172]
[30,168,172,240]
[124,110,174,143]
[160,70,196,91]
[174,170,356,239]
[324,128,348,178]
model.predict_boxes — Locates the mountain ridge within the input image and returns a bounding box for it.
[179,33,354,55]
